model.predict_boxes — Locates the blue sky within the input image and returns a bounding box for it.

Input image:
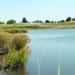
[0,0,75,22]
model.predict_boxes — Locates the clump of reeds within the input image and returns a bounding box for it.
[0,32,29,70]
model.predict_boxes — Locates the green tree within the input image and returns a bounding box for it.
[7,20,16,24]
[51,21,54,23]
[72,18,75,21]
[58,21,61,23]
[22,17,28,23]
[66,17,71,21]
[45,20,50,23]
[61,20,65,23]
[33,20,43,23]
[0,21,4,24]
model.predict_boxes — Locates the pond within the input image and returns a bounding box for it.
[27,29,75,75]
[0,29,75,75]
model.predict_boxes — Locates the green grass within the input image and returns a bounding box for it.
[0,22,75,33]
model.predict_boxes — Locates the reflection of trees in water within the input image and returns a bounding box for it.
[0,67,29,75]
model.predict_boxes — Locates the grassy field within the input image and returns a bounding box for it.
[0,21,75,33]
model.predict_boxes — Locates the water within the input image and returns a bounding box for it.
[27,29,75,75]
[0,29,75,75]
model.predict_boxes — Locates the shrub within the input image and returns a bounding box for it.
[72,18,75,21]
[51,21,54,23]
[45,20,50,23]
[66,17,71,21]
[0,21,4,24]
[7,20,16,24]
[13,34,29,51]
[61,20,65,23]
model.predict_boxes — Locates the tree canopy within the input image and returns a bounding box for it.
[45,20,50,23]
[7,20,16,24]
[22,17,28,23]
[66,17,71,21]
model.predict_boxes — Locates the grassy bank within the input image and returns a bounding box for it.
[0,32,29,70]
[0,22,75,33]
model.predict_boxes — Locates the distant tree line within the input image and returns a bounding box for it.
[0,21,4,24]
[0,17,75,24]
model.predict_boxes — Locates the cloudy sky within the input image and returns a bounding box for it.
[0,0,75,22]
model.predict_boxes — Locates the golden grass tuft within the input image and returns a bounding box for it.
[13,34,29,50]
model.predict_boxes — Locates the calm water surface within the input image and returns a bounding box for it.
[0,29,75,75]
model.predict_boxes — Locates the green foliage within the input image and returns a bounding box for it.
[0,48,28,66]
[61,20,65,23]
[72,18,75,21]
[51,21,54,23]
[0,21,4,24]
[8,50,19,64]
[19,47,28,65]
[7,20,16,24]
[45,20,50,23]
[66,17,71,21]
[22,17,28,23]
[0,32,29,68]
[33,20,43,23]
[0,50,19,65]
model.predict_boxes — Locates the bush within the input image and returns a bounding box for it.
[72,18,75,21]
[61,20,65,23]
[0,32,29,69]
[66,17,71,21]
[45,20,50,23]
[13,34,29,51]
[51,21,54,23]
[7,20,16,24]
[0,21,4,24]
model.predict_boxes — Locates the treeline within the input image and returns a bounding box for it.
[0,17,28,24]
[0,17,75,24]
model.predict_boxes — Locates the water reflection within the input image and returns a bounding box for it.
[0,67,29,75]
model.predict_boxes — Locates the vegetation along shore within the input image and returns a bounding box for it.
[0,32,30,71]
[0,16,75,71]
[0,17,75,33]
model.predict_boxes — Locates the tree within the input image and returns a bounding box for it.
[45,20,50,23]
[7,20,16,24]
[33,20,43,23]
[72,18,75,21]
[22,17,28,23]
[0,21,4,24]
[61,20,65,23]
[66,17,71,21]
[58,21,61,23]
[51,21,54,23]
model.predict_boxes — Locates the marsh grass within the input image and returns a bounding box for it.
[13,34,29,51]
[0,32,29,70]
